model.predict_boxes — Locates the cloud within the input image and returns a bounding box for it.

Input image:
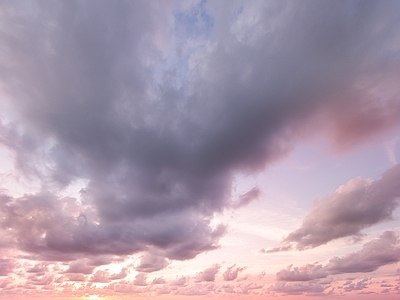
[223,265,245,281]
[0,258,14,276]
[276,231,400,282]
[0,0,400,276]
[170,276,188,287]
[65,261,95,275]
[269,281,328,296]
[0,190,225,262]
[135,252,169,273]
[152,277,166,285]
[90,268,128,283]
[342,278,369,293]
[133,273,147,286]
[269,164,400,251]
[325,231,400,274]
[194,264,220,282]
[232,187,261,209]
[276,264,328,282]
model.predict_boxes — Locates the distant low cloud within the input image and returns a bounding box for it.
[269,281,328,296]
[133,273,148,286]
[269,164,400,252]
[90,268,128,283]
[194,264,220,282]
[223,264,245,281]
[276,231,400,282]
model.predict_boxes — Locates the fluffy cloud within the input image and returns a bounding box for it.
[223,265,245,281]
[90,268,128,283]
[0,0,400,280]
[135,252,170,273]
[276,264,327,282]
[194,264,220,282]
[269,165,400,251]
[276,231,400,282]
[133,273,148,286]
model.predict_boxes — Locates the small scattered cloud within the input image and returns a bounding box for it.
[170,276,188,287]
[223,264,245,281]
[194,264,220,282]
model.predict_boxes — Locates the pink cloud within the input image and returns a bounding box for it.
[269,165,400,251]
[276,231,400,282]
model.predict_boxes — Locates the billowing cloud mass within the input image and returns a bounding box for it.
[1,0,400,298]
[269,164,400,252]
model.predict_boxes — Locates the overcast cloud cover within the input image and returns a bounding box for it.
[1,0,400,299]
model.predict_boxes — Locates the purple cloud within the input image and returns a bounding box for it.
[133,273,148,286]
[194,264,221,282]
[269,281,328,296]
[135,252,170,273]
[223,264,245,281]
[276,231,400,282]
[269,164,400,252]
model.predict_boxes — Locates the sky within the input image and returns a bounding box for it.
[1,0,400,299]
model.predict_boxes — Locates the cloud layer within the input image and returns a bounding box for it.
[0,3,400,298]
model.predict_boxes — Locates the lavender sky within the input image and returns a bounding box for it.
[1,0,400,299]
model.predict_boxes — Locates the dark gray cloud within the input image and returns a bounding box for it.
[276,231,400,282]
[269,164,400,252]
[1,0,400,270]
